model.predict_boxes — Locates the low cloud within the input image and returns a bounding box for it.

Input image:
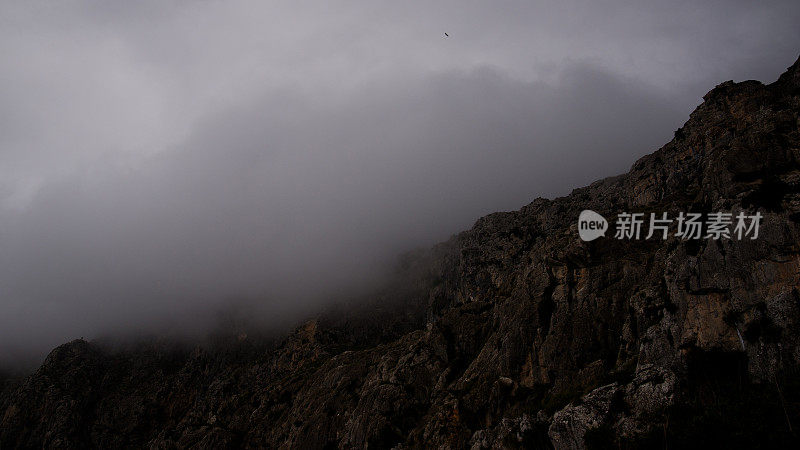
[1,0,799,367]
[0,63,689,366]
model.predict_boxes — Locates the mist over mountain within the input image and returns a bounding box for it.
[2,0,799,368]
[3,54,800,449]
[0,63,691,367]
[3,1,800,448]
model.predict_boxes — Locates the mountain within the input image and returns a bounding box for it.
[2,56,800,449]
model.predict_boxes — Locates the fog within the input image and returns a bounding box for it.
[1,0,799,367]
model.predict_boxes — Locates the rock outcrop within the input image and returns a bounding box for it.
[2,57,800,449]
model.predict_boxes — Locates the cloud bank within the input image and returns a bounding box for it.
[1,0,799,366]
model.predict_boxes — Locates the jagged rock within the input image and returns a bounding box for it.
[549,384,621,450]
[2,56,800,449]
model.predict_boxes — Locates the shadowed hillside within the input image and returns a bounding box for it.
[2,57,800,449]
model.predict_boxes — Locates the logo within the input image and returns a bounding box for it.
[577,210,762,241]
[578,210,608,241]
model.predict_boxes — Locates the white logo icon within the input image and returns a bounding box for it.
[578,210,608,241]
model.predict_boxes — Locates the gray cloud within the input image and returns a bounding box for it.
[1,0,799,367]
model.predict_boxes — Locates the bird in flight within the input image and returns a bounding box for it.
[444,32,449,37]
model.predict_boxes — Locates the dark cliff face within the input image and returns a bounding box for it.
[2,57,800,449]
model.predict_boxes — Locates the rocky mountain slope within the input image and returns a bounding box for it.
[2,57,800,449]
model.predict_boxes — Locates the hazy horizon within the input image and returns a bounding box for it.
[2,0,800,368]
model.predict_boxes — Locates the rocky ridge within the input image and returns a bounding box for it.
[2,57,800,449]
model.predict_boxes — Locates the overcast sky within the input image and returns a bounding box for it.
[1,0,799,367]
